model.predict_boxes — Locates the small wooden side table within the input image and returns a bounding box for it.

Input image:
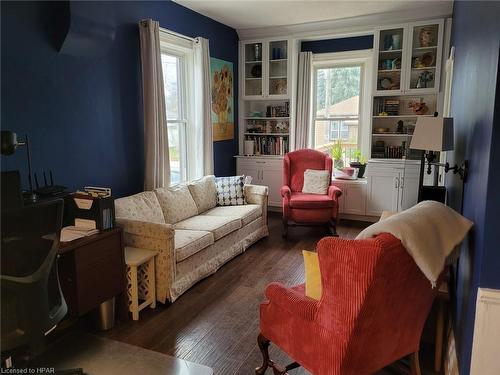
[58,228,126,318]
[124,247,157,320]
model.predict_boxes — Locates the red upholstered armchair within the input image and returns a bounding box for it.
[257,233,439,375]
[281,149,342,237]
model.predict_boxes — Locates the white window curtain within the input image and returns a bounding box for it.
[139,19,169,189]
[191,37,214,179]
[294,51,313,150]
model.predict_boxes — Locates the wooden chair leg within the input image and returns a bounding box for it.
[329,219,338,237]
[410,351,422,375]
[282,219,288,238]
[435,298,444,372]
[256,334,270,375]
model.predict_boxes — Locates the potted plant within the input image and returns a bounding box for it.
[330,140,344,169]
[350,149,367,178]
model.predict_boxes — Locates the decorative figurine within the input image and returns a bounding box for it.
[416,70,434,88]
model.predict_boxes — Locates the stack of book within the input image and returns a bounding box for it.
[384,99,400,115]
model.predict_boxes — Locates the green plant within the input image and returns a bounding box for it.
[352,149,367,165]
[330,140,344,169]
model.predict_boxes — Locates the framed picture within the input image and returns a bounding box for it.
[211,57,234,142]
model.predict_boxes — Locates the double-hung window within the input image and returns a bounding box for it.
[160,33,194,185]
[312,51,371,164]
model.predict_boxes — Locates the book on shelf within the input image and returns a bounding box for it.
[246,135,289,156]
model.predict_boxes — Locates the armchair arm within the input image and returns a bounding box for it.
[328,185,342,199]
[280,185,291,199]
[264,282,319,321]
[115,218,175,303]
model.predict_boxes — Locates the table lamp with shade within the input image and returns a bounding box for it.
[410,116,468,201]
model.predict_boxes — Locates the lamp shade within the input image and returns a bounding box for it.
[410,117,454,151]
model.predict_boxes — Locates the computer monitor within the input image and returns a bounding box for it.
[1,170,24,211]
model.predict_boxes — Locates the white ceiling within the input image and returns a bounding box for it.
[174,0,454,31]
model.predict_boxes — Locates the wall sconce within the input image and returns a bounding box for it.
[1,130,37,202]
[410,117,469,200]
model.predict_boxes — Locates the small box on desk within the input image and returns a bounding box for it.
[65,193,115,230]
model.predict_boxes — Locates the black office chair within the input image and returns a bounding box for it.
[1,199,67,361]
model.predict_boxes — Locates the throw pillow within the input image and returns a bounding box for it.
[302,169,330,195]
[155,184,198,224]
[215,175,246,206]
[303,250,322,300]
[187,175,217,214]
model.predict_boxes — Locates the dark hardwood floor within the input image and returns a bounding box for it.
[99,212,437,374]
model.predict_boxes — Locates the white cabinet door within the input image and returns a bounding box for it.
[366,173,400,216]
[399,173,419,211]
[237,158,283,207]
[261,165,283,207]
[344,184,367,215]
[241,41,265,100]
[237,161,261,184]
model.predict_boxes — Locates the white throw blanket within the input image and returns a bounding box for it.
[356,201,473,286]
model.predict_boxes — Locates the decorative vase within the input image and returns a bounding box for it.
[391,34,401,49]
[334,159,344,169]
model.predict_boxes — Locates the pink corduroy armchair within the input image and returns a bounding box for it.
[257,233,440,375]
[281,149,342,237]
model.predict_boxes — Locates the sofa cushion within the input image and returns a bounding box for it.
[174,215,242,241]
[204,204,262,226]
[175,229,214,263]
[114,191,165,223]
[215,175,246,206]
[289,192,334,209]
[188,175,217,214]
[155,184,198,224]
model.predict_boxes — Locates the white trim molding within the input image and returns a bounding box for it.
[237,4,453,40]
[470,288,500,375]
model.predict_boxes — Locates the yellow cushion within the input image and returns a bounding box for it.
[303,250,322,300]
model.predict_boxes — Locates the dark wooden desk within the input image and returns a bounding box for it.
[58,228,126,318]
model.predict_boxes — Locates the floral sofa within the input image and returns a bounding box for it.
[114,176,269,303]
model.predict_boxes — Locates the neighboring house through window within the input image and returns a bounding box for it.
[312,50,372,164]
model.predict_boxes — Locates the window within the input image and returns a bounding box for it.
[312,55,369,164]
[161,53,188,184]
[160,33,194,185]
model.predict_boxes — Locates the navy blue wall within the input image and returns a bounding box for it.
[1,1,239,197]
[301,35,373,54]
[447,1,500,373]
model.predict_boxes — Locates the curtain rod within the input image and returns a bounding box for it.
[159,26,196,43]
[139,20,197,43]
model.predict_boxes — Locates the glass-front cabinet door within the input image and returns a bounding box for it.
[405,20,444,94]
[243,42,264,98]
[267,39,289,98]
[374,27,406,95]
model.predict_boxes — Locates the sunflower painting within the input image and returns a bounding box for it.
[211,58,234,141]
